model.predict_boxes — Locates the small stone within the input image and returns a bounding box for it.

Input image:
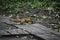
[16,36,19,38]
[22,36,27,39]
[51,24,55,25]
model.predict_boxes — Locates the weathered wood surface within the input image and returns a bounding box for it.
[0,29,29,36]
[0,16,60,40]
[0,16,29,35]
[14,24,60,40]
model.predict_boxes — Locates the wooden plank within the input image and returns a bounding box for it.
[0,29,29,36]
[15,25,60,40]
[0,16,60,40]
[6,29,29,34]
[0,16,29,35]
[0,22,17,30]
[0,30,10,35]
[31,24,60,37]
[0,16,20,25]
